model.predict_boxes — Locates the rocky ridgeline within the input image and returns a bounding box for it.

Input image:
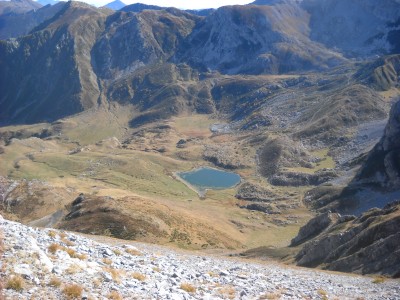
[1,216,399,299]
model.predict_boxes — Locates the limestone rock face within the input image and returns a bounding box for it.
[356,100,400,191]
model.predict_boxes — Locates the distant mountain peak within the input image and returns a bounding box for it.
[37,0,60,6]
[104,0,125,10]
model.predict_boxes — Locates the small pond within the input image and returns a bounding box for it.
[178,167,241,190]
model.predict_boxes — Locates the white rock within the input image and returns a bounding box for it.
[14,264,33,278]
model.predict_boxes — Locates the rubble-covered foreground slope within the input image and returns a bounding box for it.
[1,215,399,300]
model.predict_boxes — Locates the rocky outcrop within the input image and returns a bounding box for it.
[355,55,400,91]
[203,144,248,169]
[258,137,317,178]
[235,182,278,202]
[239,203,281,214]
[269,169,339,186]
[294,201,400,277]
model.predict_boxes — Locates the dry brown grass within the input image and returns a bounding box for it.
[180,282,196,293]
[5,275,24,291]
[107,291,124,300]
[131,272,146,281]
[113,249,122,256]
[317,289,328,300]
[125,248,142,256]
[48,243,62,254]
[66,264,82,275]
[217,285,236,299]
[47,230,57,238]
[66,248,76,257]
[47,243,86,260]
[104,268,124,283]
[48,277,62,287]
[62,284,83,299]
[102,258,113,265]
[62,238,75,247]
[372,275,387,284]
[259,292,281,299]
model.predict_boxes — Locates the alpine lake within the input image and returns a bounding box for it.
[177,167,241,193]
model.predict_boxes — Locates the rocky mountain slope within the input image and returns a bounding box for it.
[301,0,400,56]
[1,215,399,299]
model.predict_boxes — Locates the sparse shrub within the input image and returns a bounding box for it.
[6,275,24,291]
[62,284,83,299]
[66,264,82,274]
[66,248,76,257]
[48,243,62,254]
[180,282,196,293]
[217,285,236,299]
[48,277,62,287]
[125,248,142,256]
[152,267,161,273]
[372,276,386,284]
[102,258,113,265]
[62,238,75,247]
[317,289,328,300]
[47,230,57,238]
[132,272,146,281]
[108,290,123,300]
[113,249,122,256]
[259,292,281,300]
[104,268,123,283]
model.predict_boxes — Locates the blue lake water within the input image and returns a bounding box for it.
[178,167,241,190]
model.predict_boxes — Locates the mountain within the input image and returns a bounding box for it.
[0,1,112,124]
[104,0,125,10]
[0,0,42,15]
[0,1,65,39]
